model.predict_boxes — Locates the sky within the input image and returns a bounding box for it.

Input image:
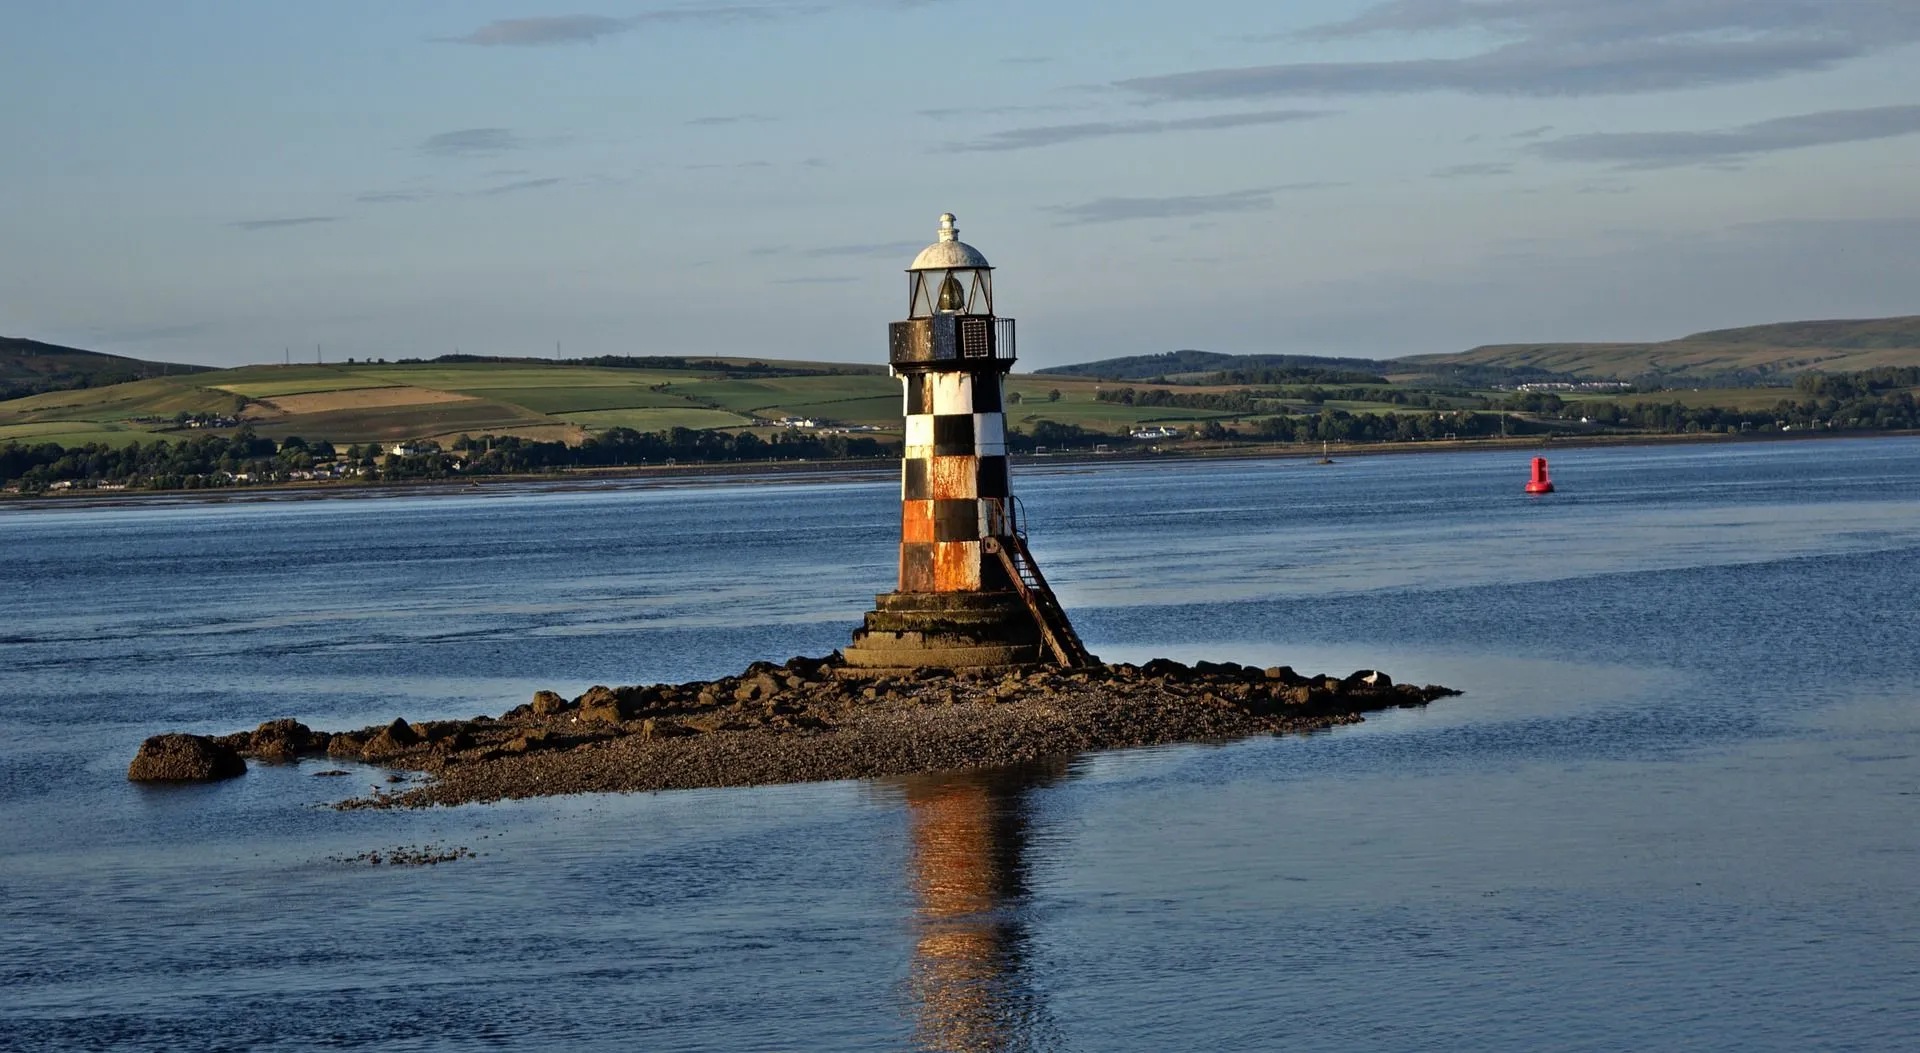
[3,0,1918,369]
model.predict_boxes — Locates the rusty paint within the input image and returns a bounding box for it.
[928,456,978,500]
[933,540,982,591]
[901,500,935,544]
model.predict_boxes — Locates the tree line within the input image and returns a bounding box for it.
[0,425,896,491]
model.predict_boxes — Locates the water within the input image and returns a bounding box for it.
[3,439,1918,1050]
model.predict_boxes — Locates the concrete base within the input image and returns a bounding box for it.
[843,591,1043,671]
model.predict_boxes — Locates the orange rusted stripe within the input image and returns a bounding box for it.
[932,540,982,591]
[901,499,935,543]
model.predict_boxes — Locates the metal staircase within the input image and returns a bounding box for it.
[984,531,1094,669]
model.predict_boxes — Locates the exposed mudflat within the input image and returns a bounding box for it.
[175,656,1457,808]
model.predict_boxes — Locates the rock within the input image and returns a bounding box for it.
[128,734,246,783]
[531,691,570,717]
[361,719,423,761]
[1344,670,1392,689]
[326,731,369,758]
[247,719,316,761]
[734,673,780,703]
[1140,658,1188,679]
[574,685,618,709]
[1263,666,1305,685]
[502,729,552,755]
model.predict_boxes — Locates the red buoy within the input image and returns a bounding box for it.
[1525,456,1555,494]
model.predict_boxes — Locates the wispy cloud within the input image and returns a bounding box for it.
[1512,125,1554,139]
[1120,0,1920,101]
[445,6,824,47]
[355,190,431,204]
[476,177,563,195]
[1432,161,1515,178]
[800,241,927,258]
[917,103,1077,120]
[1531,104,1920,168]
[949,109,1332,152]
[230,216,339,231]
[688,113,775,125]
[1043,188,1283,224]
[421,128,560,157]
[773,276,859,284]
[447,14,634,46]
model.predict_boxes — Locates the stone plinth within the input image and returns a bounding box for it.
[842,591,1042,671]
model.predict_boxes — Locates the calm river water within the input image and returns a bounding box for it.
[3,439,1918,1051]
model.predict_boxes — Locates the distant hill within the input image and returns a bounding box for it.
[1,336,210,401]
[1037,350,1396,386]
[1042,316,1920,388]
[1404,315,1920,384]
[1039,349,1566,388]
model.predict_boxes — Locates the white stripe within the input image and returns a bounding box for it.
[972,413,1005,448]
[904,415,934,447]
[931,373,974,416]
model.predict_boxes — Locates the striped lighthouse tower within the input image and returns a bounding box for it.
[845,215,1091,671]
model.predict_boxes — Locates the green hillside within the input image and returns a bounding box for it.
[0,336,210,401]
[1405,316,1920,383]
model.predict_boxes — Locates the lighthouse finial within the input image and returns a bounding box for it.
[937,213,958,242]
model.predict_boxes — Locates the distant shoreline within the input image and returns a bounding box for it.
[5,427,1914,511]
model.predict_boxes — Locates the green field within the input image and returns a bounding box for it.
[560,408,755,431]
[0,421,158,447]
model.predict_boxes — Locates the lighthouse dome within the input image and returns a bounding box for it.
[908,213,991,271]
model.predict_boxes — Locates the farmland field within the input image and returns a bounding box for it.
[560,408,753,432]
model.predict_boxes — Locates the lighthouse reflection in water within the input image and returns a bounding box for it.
[880,760,1068,1051]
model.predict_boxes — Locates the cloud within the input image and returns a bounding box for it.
[1512,125,1554,139]
[1119,0,1920,100]
[230,216,339,231]
[444,6,823,46]
[1530,104,1920,168]
[918,103,1075,119]
[476,177,562,195]
[948,108,1332,152]
[355,190,431,204]
[1043,188,1281,223]
[447,14,633,46]
[421,128,554,157]
[773,276,859,284]
[688,113,775,125]
[1432,161,1515,178]
[800,241,927,258]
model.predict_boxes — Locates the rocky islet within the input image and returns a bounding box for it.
[128,655,1458,805]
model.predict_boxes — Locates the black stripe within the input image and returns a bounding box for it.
[970,372,1001,413]
[902,458,930,500]
[932,499,980,542]
[899,543,935,591]
[904,374,934,416]
[932,414,973,456]
[976,455,1009,498]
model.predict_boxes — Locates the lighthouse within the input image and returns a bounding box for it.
[843,215,1092,671]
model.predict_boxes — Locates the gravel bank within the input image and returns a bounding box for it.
[182,655,1457,807]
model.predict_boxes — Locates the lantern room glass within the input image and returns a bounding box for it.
[908,269,993,319]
